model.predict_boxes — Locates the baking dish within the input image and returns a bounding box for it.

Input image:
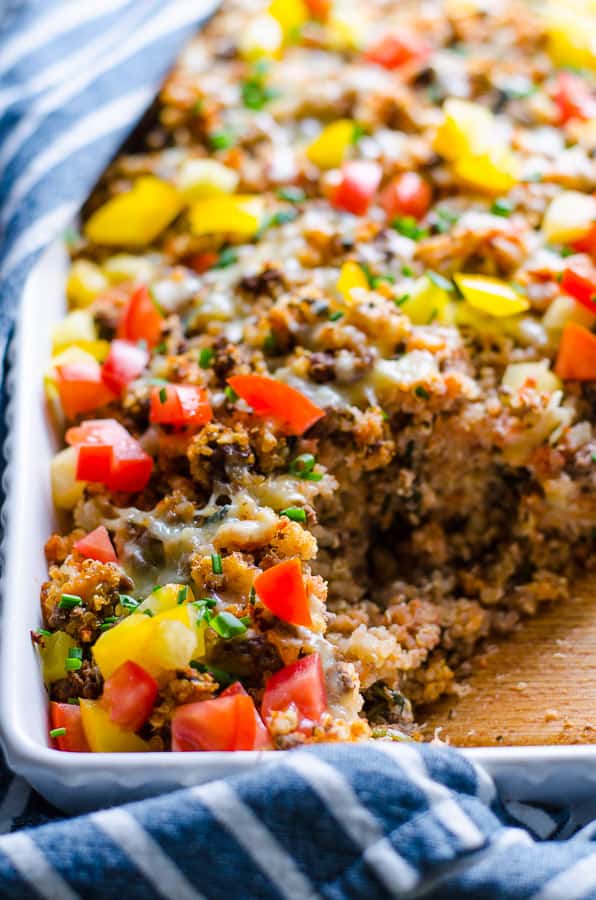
[0,240,594,815]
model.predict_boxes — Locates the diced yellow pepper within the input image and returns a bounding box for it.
[66,260,108,308]
[52,310,97,354]
[84,177,183,247]
[51,446,86,510]
[142,616,197,673]
[433,99,494,161]
[268,0,308,36]
[454,274,529,317]
[544,1,596,70]
[306,120,356,170]
[542,191,596,245]
[40,631,77,685]
[177,159,239,202]
[239,14,283,59]
[336,261,368,301]
[80,700,151,752]
[399,276,453,325]
[136,583,195,616]
[103,254,155,285]
[542,294,596,334]
[189,195,264,237]
[453,148,519,194]
[502,360,562,394]
[93,614,155,679]
[326,13,363,51]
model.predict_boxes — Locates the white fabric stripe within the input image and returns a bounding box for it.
[0,831,81,900]
[285,753,419,894]
[0,202,77,277]
[1,87,152,227]
[0,0,132,77]
[192,780,319,900]
[530,853,596,900]
[92,807,205,900]
[0,0,216,170]
[0,0,162,109]
[504,802,558,840]
[374,744,485,849]
[0,778,31,835]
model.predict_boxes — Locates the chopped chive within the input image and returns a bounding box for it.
[395,294,410,307]
[214,247,238,269]
[277,186,305,203]
[211,553,223,575]
[192,98,204,115]
[414,385,430,400]
[370,274,396,288]
[560,246,574,258]
[263,333,277,353]
[209,611,248,639]
[143,609,154,617]
[427,270,454,292]
[209,130,235,151]
[249,586,256,604]
[177,586,188,605]
[289,453,316,477]
[224,385,238,403]
[119,594,139,610]
[159,386,167,404]
[491,197,514,217]
[68,647,83,659]
[37,629,51,637]
[329,310,344,321]
[67,698,80,705]
[59,594,82,609]
[102,617,118,624]
[240,616,251,626]
[392,217,428,241]
[190,661,235,686]
[50,727,66,738]
[434,207,460,233]
[401,264,414,277]
[199,347,214,369]
[280,507,307,523]
[304,471,323,481]
[65,658,82,671]
[99,623,114,631]
[352,122,365,143]
[154,342,167,355]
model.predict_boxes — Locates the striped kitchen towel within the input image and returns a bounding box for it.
[2,3,596,898]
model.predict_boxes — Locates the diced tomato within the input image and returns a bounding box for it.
[101,340,148,395]
[261,653,327,732]
[553,72,596,125]
[572,223,596,259]
[220,682,272,748]
[66,418,153,492]
[55,359,115,419]
[227,374,325,436]
[74,525,117,564]
[331,160,382,216]
[365,33,430,70]
[172,693,272,751]
[381,172,432,221]
[555,322,596,381]
[50,702,90,752]
[117,284,163,349]
[186,251,219,274]
[150,384,212,428]
[560,266,596,315]
[253,559,312,628]
[102,661,158,732]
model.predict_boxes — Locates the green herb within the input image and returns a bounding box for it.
[249,586,256,605]
[395,294,410,307]
[277,186,306,203]
[190,661,235,686]
[263,333,277,354]
[67,698,80,705]
[213,247,238,269]
[209,130,235,151]
[177,586,188,605]
[427,270,454,292]
[401,264,414,277]
[159,386,167,404]
[65,658,82,672]
[591,451,596,463]
[68,647,83,659]
[103,617,118,624]
[119,594,139,610]
[434,207,460,233]
[414,385,430,400]
[240,616,251,626]
[241,78,278,110]
[209,611,248,639]
[199,347,214,369]
[37,629,51,637]
[560,246,574,258]
[491,198,514,217]
[224,385,238,403]
[154,342,167,355]
[370,273,396,289]
[50,727,66,738]
[352,122,365,143]
[257,208,299,238]
[211,553,223,575]
[392,217,428,241]
[381,409,389,422]
[289,453,316,477]
[192,98,204,115]
[99,623,114,631]
[280,506,307,523]
[329,310,344,322]
[59,594,82,609]
[143,609,154,617]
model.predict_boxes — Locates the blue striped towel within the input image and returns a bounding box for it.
[2,3,596,897]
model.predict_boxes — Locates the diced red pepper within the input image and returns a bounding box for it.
[381,172,432,221]
[186,251,219,274]
[101,340,148,395]
[365,33,430,70]
[553,72,596,124]
[331,160,382,216]
[171,693,272,751]
[102,661,158,732]
[560,266,596,315]
[74,525,117,564]
[150,384,213,428]
[261,653,327,732]
[66,418,153,492]
[253,559,312,628]
[50,702,90,752]
[55,359,115,419]
[227,374,325,436]
[555,322,596,381]
[117,284,163,349]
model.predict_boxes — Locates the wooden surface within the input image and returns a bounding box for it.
[420,579,596,746]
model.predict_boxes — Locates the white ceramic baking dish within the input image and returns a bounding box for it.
[2,239,596,816]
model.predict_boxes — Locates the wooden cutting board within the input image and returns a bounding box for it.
[420,578,596,746]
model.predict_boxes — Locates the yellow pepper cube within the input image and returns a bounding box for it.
[544,2,596,70]
[84,176,183,247]
[142,616,197,673]
[453,149,519,195]
[103,254,155,285]
[454,274,529,317]
[80,700,151,752]
[66,260,108,308]
[40,631,77,685]
[268,0,308,36]
[92,614,155,679]
[433,98,494,161]
[306,120,356,170]
[502,361,562,394]
[51,310,97,354]
[336,261,368,301]
[177,159,239,202]
[542,191,596,245]
[399,276,453,325]
[136,583,195,616]
[189,195,264,237]
[51,447,86,510]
